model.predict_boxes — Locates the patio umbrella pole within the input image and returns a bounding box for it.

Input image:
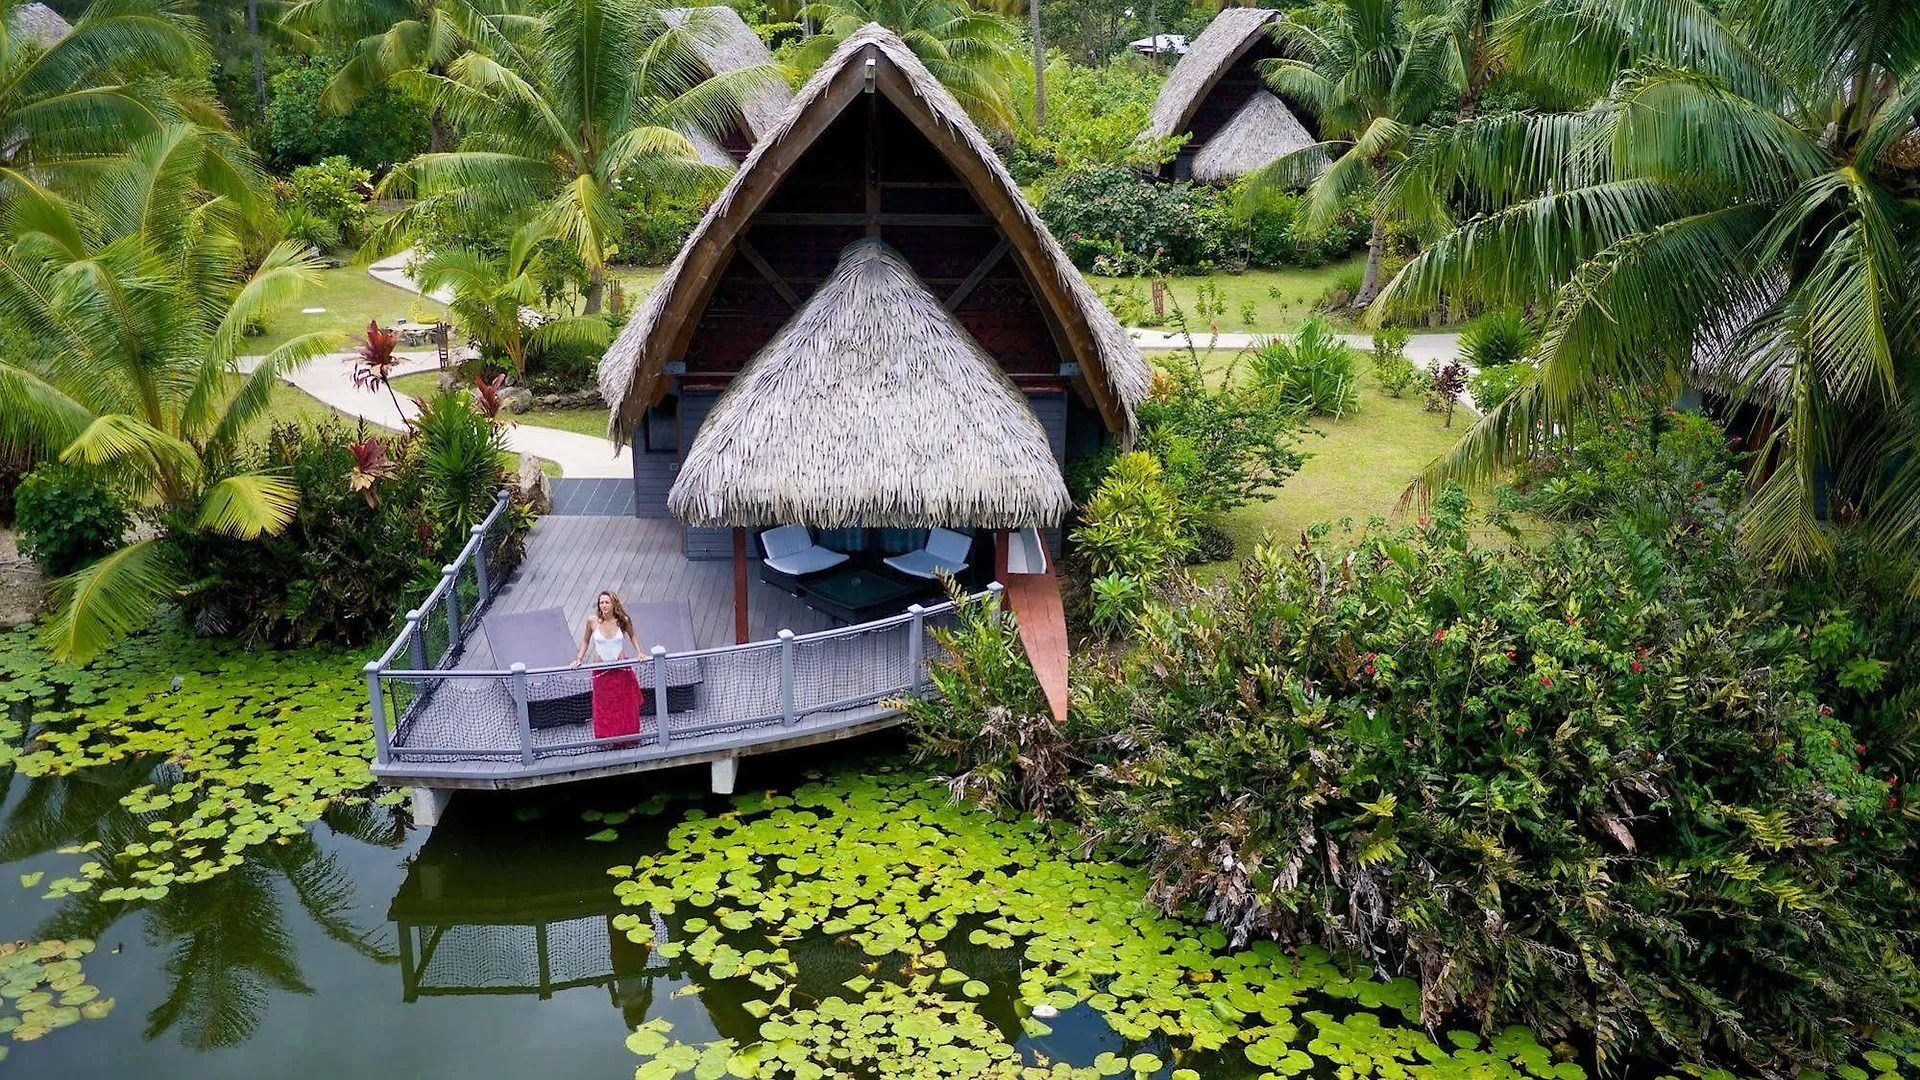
[734,527,750,644]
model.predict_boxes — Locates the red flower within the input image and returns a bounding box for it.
[1694,481,1704,490]
[1855,743,1866,754]
[1818,704,1833,717]
[1776,753,1788,763]
[1364,664,1376,675]
[1505,650,1517,661]
[1433,628,1446,643]
[1630,660,1643,673]
[1539,675,1553,687]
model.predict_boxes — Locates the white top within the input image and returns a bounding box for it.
[591,626,632,663]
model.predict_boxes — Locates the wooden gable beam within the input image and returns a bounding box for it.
[733,240,800,309]
[944,236,1011,312]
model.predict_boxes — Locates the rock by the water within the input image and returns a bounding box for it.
[516,456,552,514]
[499,387,534,414]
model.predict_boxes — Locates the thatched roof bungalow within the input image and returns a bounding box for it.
[600,23,1145,668]
[10,3,71,49]
[1141,6,1321,183]
[663,6,791,166]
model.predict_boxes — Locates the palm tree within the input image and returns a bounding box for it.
[279,0,535,152]
[1241,0,1461,309]
[0,0,210,194]
[790,0,1024,130]
[414,219,613,376]
[0,125,338,661]
[1375,0,1920,573]
[376,0,780,313]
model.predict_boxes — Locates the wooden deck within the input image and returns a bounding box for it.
[456,515,840,665]
[370,515,960,797]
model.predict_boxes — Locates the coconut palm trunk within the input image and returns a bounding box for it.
[1354,216,1387,309]
[1030,0,1043,126]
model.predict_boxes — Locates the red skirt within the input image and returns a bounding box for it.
[591,666,644,740]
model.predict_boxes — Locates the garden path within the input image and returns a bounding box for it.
[237,352,633,478]
[1128,328,1462,364]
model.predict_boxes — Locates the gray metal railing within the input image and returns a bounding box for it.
[365,490,514,762]
[364,531,994,771]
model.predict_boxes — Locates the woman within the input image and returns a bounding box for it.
[571,590,644,740]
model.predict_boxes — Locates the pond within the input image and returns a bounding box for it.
[0,626,1586,1080]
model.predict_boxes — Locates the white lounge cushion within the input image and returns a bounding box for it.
[760,524,814,562]
[885,529,973,579]
[765,544,849,577]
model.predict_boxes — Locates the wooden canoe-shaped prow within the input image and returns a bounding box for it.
[1003,568,1069,724]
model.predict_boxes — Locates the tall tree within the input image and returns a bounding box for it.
[791,0,1025,129]
[376,0,777,313]
[1241,0,1461,309]
[1378,0,1920,574]
[0,125,337,661]
[279,0,534,152]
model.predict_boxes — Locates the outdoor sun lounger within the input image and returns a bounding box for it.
[480,606,590,729]
[884,528,973,580]
[627,601,704,712]
[760,525,850,576]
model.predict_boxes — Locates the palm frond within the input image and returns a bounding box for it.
[40,538,178,663]
[194,473,299,540]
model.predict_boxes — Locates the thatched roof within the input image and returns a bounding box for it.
[663,6,791,143]
[11,3,70,49]
[668,238,1071,530]
[1144,7,1281,142]
[1191,87,1321,181]
[599,23,1151,444]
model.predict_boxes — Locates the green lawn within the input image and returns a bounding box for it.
[1143,347,1472,575]
[390,370,608,438]
[1090,257,1367,335]
[243,264,451,356]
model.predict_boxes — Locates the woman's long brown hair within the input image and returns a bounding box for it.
[597,590,635,643]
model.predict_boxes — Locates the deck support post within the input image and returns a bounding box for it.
[470,523,491,599]
[994,530,1010,581]
[711,756,739,795]
[365,662,390,765]
[778,629,796,725]
[510,663,535,766]
[733,528,750,644]
[411,786,453,828]
[651,646,671,747]
[441,563,461,654]
[907,604,926,696]
[405,610,426,670]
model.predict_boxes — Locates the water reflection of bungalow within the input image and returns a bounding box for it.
[388,821,1024,1040]
[366,24,1147,822]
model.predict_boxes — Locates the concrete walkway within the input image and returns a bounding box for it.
[244,351,633,478]
[367,250,453,304]
[1128,328,1462,366]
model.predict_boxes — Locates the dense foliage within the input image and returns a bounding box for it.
[171,400,528,648]
[1006,54,1166,183]
[1040,166,1225,274]
[916,408,1920,1074]
[12,465,129,578]
[1249,317,1362,417]
[262,54,432,170]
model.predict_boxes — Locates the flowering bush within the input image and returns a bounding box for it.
[1038,166,1229,273]
[916,472,1920,1075]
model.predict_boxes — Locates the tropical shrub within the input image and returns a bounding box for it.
[916,473,1920,1073]
[1427,359,1469,425]
[1069,452,1188,630]
[1503,396,1739,526]
[1039,166,1222,273]
[284,156,374,249]
[1370,327,1420,397]
[173,404,528,648]
[263,55,432,170]
[1249,317,1361,417]
[1135,353,1307,524]
[612,182,707,265]
[1468,359,1533,410]
[13,465,128,577]
[1007,54,1167,183]
[1458,310,1537,368]
[1241,189,1371,269]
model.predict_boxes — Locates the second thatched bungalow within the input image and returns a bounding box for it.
[1141,6,1321,183]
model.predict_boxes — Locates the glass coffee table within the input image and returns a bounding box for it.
[798,568,928,624]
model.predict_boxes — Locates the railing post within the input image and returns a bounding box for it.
[778,630,796,725]
[470,523,490,599]
[907,604,926,696]
[987,580,1005,617]
[510,663,535,766]
[441,564,461,651]
[365,661,391,765]
[651,646,671,747]
[405,610,426,671]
